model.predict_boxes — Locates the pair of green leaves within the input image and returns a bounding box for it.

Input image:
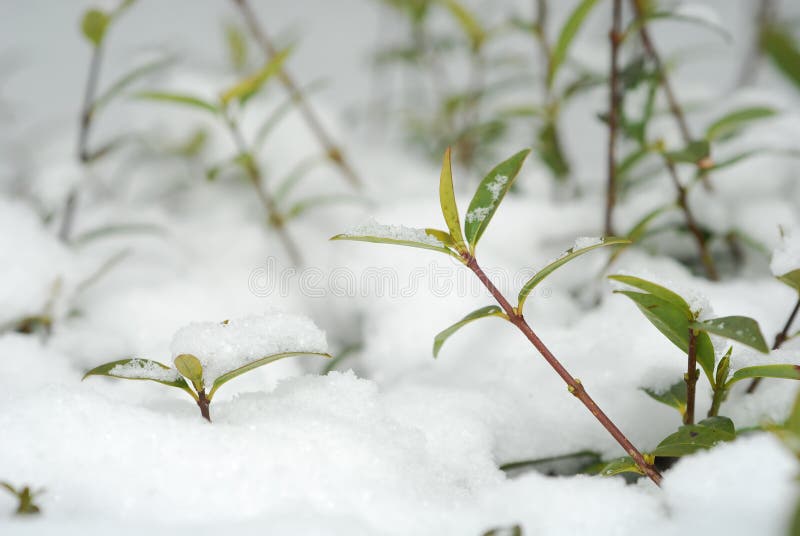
[601,416,737,477]
[611,275,770,386]
[1,482,42,515]
[84,350,331,411]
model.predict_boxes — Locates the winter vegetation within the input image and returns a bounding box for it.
[2,0,800,534]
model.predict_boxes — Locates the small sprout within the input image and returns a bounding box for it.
[84,313,331,422]
[1,482,43,516]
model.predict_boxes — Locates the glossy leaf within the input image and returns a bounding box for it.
[727,364,800,386]
[433,305,505,357]
[705,107,776,141]
[642,380,687,416]
[464,149,530,250]
[599,456,645,477]
[220,47,292,105]
[81,9,110,47]
[608,275,691,314]
[614,291,716,382]
[82,358,196,398]
[517,237,630,312]
[208,352,331,399]
[651,417,736,457]
[330,231,457,257]
[547,0,600,88]
[135,91,219,114]
[174,354,204,390]
[778,269,800,293]
[438,148,467,251]
[441,0,485,51]
[690,316,769,353]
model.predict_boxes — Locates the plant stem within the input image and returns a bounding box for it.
[224,114,303,265]
[464,253,662,486]
[604,0,623,236]
[663,158,719,280]
[197,390,211,422]
[708,385,726,418]
[231,0,361,189]
[630,0,713,190]
[747,296,800,393]
[684,328,698,425]
[61,39,105,242]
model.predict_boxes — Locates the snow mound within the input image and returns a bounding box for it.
[170,312,328,384]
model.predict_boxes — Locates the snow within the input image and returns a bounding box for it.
[486,174,509,201]
[343,218,444,247]
[465,206,491,223]
[771,230,800,277]
[170,312,328,385]
[109,359,182,383]
[572,236,603,250]
[2,1,800,534]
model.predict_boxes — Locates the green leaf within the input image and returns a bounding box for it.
[690,316,769,353]
[727,364,800,386]
[608,275,691,314]
[517,237,630,312]
[82,358,196,398]
[208,352,331,399]
[91,57,173,113]
[715,347,732,388]
[664,140,710,164]
[642,380,687,416]
[778,269,800,293]
[547,0,600,89]
[599,456,645,477]
[763,26,800,91]
[330,230,457,257]
[220,47,292,105]
[464,149,530,250]
[81,9,110,47]
[651,417,736,457]
[705,107,776,141]
[224,23,248,71]
[438,147,467,252]
[433,305,505,357]
[440,0,485,51]
[174,354,204,391]
[537,121,570,180]
[614,291,716,382]
[135,91,219,114]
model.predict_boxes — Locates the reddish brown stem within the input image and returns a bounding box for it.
[684,329,698,425]
[464,254,662,486]
[605,0,623,236]
[231,0,361,189]
[197,390,211,422]
[664,159,719,280]
[747,296,800,393]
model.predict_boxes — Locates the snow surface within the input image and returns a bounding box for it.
[109,358,182,383]
[2,1,800,535]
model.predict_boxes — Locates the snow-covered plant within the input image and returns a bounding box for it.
[0,482,42,516]
[602,275,800,476]
[83,313,331,421]
[331,147,665,485]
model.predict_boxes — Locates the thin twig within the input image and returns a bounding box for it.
[231,0,361,188]
[747,296,800,393]
[225,114,303,265]
[605,0,623,236]
[464,253,662,486]
[685,328,698,425]
[663,158,719,280]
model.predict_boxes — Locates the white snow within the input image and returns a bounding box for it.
[170,312,328,385]
[486,174,509,201]
[771,230,800,277]
[572,236,603,250]
[466,206,491,223]
[344,218,444,246]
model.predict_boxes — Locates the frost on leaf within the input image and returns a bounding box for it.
[572,236,603,250]
[170,312,328,385]
[465,207,491,223]
[109,359,181,382]
[486,174,509,201]
[343,218,444,247]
